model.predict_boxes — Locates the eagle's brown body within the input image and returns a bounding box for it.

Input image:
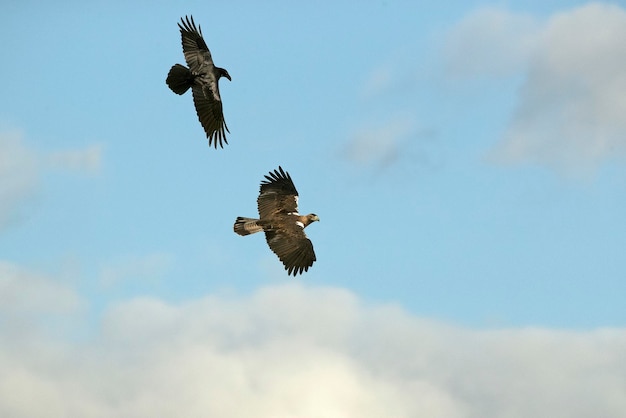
[234,167,319,276]
[234,214,319,236]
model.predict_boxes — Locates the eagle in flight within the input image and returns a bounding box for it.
[234,167,320,276]
[166,15,231,148]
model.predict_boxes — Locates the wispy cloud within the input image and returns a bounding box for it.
[0,131,103,230]
[342,115,416,169]
[45,143,103,173]
[341,114,439,173]
[445,3,626,176]
[443,8,539,78]
[0,274,624,418]
[0,132,39,229]
[360,64,396,99]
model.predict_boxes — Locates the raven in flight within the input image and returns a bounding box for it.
[166,15,231,148]
[234,167,320,276]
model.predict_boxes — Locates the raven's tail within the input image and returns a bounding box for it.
[166,64,193,95]
[234,217,263,236]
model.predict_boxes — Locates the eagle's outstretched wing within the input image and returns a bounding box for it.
[257,167,316,276]
[265,227,316,276]
[257,167,299,219]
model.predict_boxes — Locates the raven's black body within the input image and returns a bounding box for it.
[166,15,231,148]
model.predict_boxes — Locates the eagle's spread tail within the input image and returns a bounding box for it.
[234,217,263,236]
[166,64,193,95]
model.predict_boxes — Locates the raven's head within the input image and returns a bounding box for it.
[218,68,232,81]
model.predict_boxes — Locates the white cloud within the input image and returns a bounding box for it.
[0,261,80,315]
[0,261,85,350]
[0,276,625,418]
[445,3,626,175]
[0,261,83,315]
[0,131,103,230]
[98,252,174,288]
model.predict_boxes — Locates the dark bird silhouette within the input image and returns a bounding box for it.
[166,15,231,148]
[234,167,320,276]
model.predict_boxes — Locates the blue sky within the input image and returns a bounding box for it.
[2,1,626,416]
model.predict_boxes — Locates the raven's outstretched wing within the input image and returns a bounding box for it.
[178,15,214,72]
[167,15,230,147]
[191,84,228,148]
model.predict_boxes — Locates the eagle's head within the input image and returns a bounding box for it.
[308,214,320,223]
